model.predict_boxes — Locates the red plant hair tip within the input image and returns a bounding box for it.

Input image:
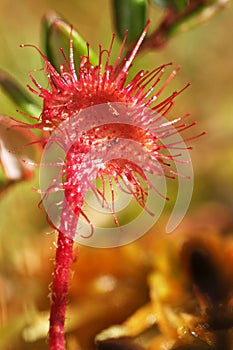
[116,20,150,81]
[155,65,181,98]
[20,43,48,62]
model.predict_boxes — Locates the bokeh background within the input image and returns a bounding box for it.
[0,1,232,349]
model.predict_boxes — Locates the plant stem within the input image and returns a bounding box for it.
[134,0,212,53]
[48,207,78,350]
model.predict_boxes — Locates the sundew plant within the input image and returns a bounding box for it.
[0,1,232,350]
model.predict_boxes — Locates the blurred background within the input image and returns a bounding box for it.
[0,1,232,349]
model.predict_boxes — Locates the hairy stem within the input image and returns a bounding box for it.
[48,208,78,350]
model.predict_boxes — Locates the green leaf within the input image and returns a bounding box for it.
[0,71,41,117]
[112,0,147,43]
[42,11,98,72]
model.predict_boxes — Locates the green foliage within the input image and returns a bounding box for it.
[0,71,40,117]
[42,11,98,72]
[112,0,147,43]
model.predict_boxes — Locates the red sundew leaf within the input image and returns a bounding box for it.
[0,116,40,194]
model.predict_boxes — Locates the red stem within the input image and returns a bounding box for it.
[48,206,79,350]
[48,232,74,350]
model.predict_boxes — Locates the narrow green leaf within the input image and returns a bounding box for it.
[0,71,41,117]
[42,11,98,72]
[113,0,147,43]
